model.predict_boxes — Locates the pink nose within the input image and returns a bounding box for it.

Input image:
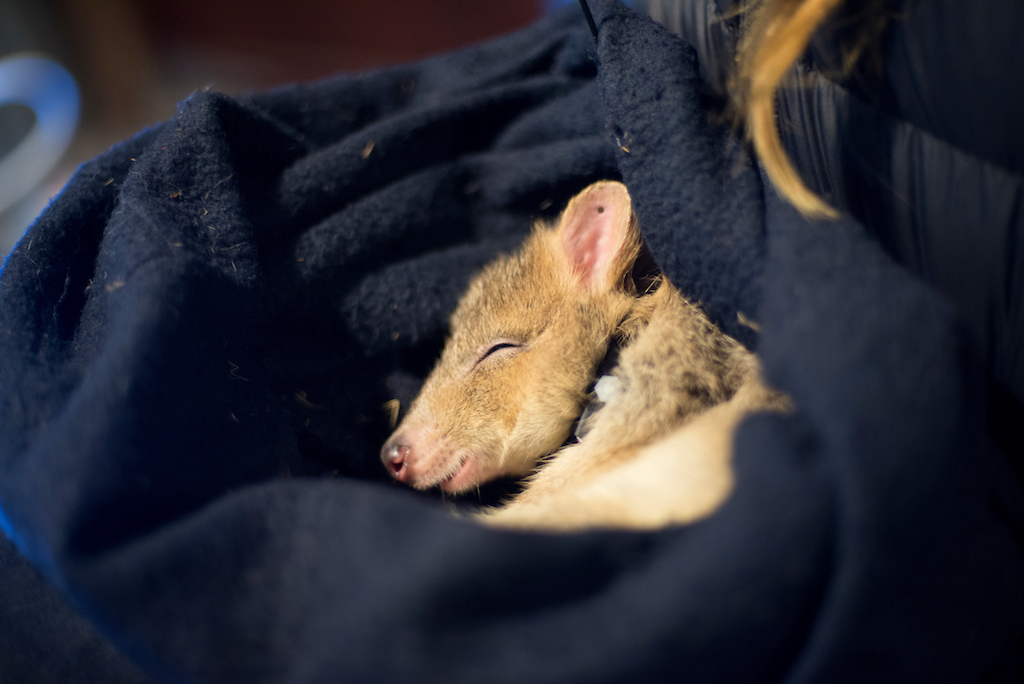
[381,437,411,483]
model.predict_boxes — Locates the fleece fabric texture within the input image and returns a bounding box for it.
[0,2,1022,682]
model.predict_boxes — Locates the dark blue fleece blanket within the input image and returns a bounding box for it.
[1,3,1022,682]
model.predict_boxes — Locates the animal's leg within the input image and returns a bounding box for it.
[480,386,767,532]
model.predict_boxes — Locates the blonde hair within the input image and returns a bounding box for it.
[646,0,892,218]
[734,0,844,218]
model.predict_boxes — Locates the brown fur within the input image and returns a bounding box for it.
[381,181,788,531]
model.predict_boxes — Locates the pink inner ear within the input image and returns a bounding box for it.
[562,189,624,289]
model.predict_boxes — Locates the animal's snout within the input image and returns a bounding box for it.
[381,435,412,483]
[381,421,474,490]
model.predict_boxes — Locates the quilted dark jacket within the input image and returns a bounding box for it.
[682,0,1024,415]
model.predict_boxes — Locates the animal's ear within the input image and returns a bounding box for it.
[556,181,641,292]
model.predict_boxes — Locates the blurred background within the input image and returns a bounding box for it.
[0,0,580,260]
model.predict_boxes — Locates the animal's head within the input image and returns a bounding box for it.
[381,181,643,493]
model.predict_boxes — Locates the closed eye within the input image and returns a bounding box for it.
[473,339,523,368]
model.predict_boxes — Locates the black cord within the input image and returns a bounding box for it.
[578,0,599,41]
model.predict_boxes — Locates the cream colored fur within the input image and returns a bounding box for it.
[381,181,787,531]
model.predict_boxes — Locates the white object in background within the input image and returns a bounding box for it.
[0,53,80,215]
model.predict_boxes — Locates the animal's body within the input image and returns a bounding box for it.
[381,181,786,531]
